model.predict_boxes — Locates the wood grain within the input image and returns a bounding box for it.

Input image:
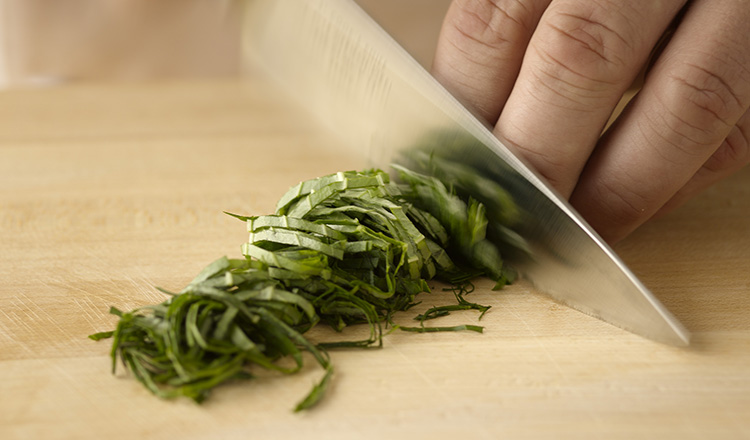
[1,78,749,440]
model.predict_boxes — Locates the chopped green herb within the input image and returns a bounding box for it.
[91,164,521,411]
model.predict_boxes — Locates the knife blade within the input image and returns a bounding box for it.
[239,0,690,346]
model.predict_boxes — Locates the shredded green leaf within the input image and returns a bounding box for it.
[90,163,523,411]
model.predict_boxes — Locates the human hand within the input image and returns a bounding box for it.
[432,0,750,243]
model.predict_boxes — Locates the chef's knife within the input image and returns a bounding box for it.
[239,0,690,346]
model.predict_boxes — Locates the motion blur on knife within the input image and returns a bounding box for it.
[3,0,746,248]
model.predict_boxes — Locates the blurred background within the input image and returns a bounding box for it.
[0,0,452,88]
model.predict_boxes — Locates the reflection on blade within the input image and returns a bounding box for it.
[240,0,690,345]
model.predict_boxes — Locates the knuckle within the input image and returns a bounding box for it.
[669,61,745,131]
[592,177,654,232]
[736,125,750,166]
[710,123,750,171]
[658,61,746,155]
[537,2,636,85]
[450,0,539,52]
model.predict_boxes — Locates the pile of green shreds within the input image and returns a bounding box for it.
[90,165,517,411]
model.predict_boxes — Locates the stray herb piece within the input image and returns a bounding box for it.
[398,324,484,334]
[415,282,490,323]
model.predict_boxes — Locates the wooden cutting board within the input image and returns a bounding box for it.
[1,77,749,440]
